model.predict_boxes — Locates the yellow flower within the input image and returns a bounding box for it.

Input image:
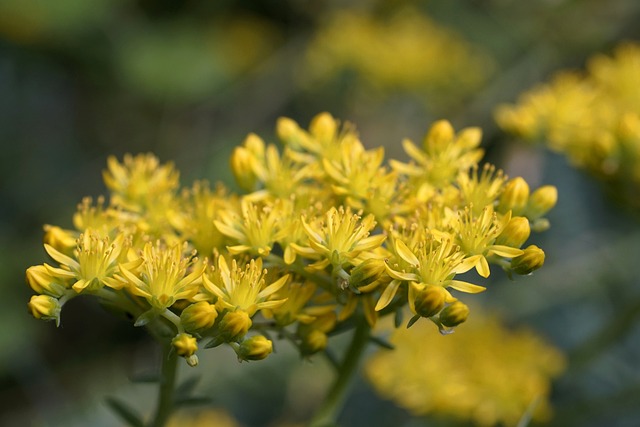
[44,229,135,294]
[293,207,386,278]
[453,206,523,278]
[173,180,232,257]
[366,312,566,426]
[214,199,283,257]
[456,164,506,217]
[378,237,482,316]
[391,120,484,194]
[119,241,203,310]
[300,8,492,105]
[103,153,179,212]
[202,256,288,317]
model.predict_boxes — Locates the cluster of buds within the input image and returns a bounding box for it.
[26,113,556,365]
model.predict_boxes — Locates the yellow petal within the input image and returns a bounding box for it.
[394,239,419,266]
[488,245,524,258]
[375,279,401,311]
[449,280,486,294]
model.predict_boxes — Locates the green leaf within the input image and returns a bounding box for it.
[105,396,145,427]
[369,335,394,350]
[175,375,201,398]
[174,395,213,407]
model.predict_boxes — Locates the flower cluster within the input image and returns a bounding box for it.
[26,113,555,365]
[300,7,493,106]
[366,312,566,426]
[496,42,640,208]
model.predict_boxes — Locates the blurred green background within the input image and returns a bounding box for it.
[2,0,640,426]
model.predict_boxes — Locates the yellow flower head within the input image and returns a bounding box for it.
[120,241,203,310]
[202,256,288,317]
[44,229,134,294]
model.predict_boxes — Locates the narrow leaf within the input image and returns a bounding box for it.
[105,397,144,427]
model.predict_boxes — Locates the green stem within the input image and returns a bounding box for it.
[149,344,179,427]
[309,318,371,427]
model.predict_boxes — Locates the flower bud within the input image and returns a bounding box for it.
[218,310,252,342]
[230,147,257,192]
[277,117,305,148]
[309,112,337,142]
[236,335,273,361]
[43,225,77,252]
[424,120,454,153]
[456,126,482,150]
[28,295,61,325]
[172,333,198,358]
[495,216,531,248]
[413,285,446,318]
[498,177,530,216]
[180,301,218,332]
[511,245,545,275]
[526,186,557,220]
[439,301,469,327]
[26,265,67,297]
[300,329,328,356]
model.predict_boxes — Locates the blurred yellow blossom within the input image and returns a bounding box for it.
[301,8,493,107]
[496,42,640,208]
[366,312,566,426]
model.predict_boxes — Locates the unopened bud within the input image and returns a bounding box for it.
[309,112,337,142]
[26,265,67,297]
[495,216,531,248]
[511,245,545,275]
[526,186,557,220]
[28,295,61,325]
[439,301,469,327]
[456,126,483,150]
[414,285,447,318]
[43,225,77,252]
[172,333,198,358]
[300,329,328,356]
[236,335,273,361]
[218,310,252,342]
[180,301,218,332]
[230,147,257,192]
[498,177,530,216]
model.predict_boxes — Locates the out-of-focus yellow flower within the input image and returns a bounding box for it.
[167,408,241,427]
[103,153,179,212]
[496,42,640,209]
[366,313,566,426]
[301,8,493,106]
